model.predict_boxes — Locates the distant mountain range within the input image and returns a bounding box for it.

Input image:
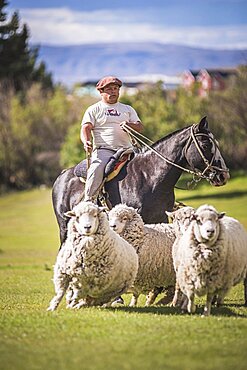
[38,42,247,86]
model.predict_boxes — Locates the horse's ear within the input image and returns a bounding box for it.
[198,116,208,131]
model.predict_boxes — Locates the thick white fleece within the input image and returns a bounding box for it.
[48,202,138,311]
[108,204,176,305]
[174,204,247,315]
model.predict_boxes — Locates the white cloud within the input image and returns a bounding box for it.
[16,7,247,49]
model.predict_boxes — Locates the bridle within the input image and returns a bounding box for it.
[183,124,229,184]
[123,123,229,187]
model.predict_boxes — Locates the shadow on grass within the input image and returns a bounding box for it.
[107,305,181,315]
[197,304,247,318]
[177,190,247,202]
[106,304,247,318]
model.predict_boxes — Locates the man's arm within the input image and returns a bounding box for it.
[80,122,93,152]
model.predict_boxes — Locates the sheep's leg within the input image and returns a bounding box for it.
[66,280,82,308]
[66,282,74,306]
[171,288,187,309]
[216,288,229,307]
[181,295,189,312]
[47,274,70,311]
[244,277,247,306]
[156,286,175,306]
[203,293,214,316]
[73,297,93,309]
[211,295,218,306]
[129,293,139,307]
[187,292,196,314]
[179,292,188,308]
[171,282,181,307]
[145,287,163,306]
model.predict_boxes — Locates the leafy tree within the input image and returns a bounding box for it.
[0,84,80,189]
[121,82,203,141]
[60,95,98,168]
[60,123,84,169]
[205,65,247,169]
[0,0,53,91]
[121,82,172,141]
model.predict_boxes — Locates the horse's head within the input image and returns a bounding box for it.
[184,117,230,186]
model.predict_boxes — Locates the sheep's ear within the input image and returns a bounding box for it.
[166,211,174,220]
[191,213,198,221]
[99,207,108,213]
[218,212,225,219]
[64,210,76,218]
[189,211,196,221]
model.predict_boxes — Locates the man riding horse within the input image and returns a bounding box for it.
[80,76,143,202]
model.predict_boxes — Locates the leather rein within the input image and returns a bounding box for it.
[123,123,229,187]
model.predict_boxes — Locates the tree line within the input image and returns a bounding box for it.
[0,0,246,192]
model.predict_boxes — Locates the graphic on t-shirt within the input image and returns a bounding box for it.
[105,109,121,117]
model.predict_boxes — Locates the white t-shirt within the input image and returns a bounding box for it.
[81,101,140,150]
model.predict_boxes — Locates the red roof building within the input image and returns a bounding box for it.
[182,68,237,96]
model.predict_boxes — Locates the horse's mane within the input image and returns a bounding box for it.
[135,124,192,155]
[152,124,191,149]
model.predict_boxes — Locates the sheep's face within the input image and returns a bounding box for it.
[109,205,137,234]
[193,208,224,243]
[167,207,195,236]
[109,212,129,234]
[65,202,104,236]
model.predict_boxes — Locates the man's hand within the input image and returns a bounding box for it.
[83,140,93,153]
[120,121,128,131]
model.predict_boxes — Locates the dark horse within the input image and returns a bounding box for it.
[52,117,229,245]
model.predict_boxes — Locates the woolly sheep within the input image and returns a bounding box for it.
[144,206,195,306]
[47,201,138,311]
[166,206,195,307]
[173,204,247,316]
[108,204,176,306]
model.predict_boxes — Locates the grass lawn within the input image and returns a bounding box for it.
[0,174,247,370]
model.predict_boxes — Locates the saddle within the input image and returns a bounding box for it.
[74,148,134,182]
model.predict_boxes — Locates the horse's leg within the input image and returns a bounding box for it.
[52,168,84,248]
[105,179,122,207]
[57,217,69,248]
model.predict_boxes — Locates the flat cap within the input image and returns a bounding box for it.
[96,76,122,90]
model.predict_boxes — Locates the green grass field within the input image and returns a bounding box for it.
[0,174,247,370]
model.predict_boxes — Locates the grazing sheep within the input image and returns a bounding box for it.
[108,204,176,306]
[47,201,138,311]
[173,204,247,316]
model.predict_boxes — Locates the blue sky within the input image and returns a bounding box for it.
[8,0,247,49]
